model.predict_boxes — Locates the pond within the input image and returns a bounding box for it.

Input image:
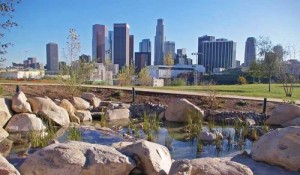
[2,119,255,165]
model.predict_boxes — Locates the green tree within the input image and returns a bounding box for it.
[0,0,21,65]
[118,64,135,86]
[60,28,94,96]
[163,53,174,66]
[248,59,265,83]
[257,36,281,92]
[138,67,152,86]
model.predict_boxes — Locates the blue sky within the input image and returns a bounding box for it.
[3,0,300,66]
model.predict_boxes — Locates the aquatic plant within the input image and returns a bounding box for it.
[208,120,215,132]
[29,120,56,148]
[100,109,106,127]
[68,127,82,141]
[250,128,259,141]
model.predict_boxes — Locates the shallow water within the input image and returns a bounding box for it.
[2,119,253,162]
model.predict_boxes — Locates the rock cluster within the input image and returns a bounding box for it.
[130,102,166,119]
[206,110,268,125]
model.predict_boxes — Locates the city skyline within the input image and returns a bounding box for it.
[2,0,300,67]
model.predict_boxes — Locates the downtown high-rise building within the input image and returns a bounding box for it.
[165,41,176,61]
[108,31,114,62]
[139,39,151,53]
[92,24,109,63]
[114,23,130,69]
[135,52,151,73]
[129,35,134,65]
[244,37,256,66]
[46,42,59,74]
[198,35,236,73]
[273,44,283,61]
[154,19,166,65]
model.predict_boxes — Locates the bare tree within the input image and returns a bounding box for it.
[0,0,21,65]
[277,44,299,97]
[60,28,94,96]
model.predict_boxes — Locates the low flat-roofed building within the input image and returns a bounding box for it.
[0,69,45,79]
[148,64,205,79]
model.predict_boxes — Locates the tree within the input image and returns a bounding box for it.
[0,0,21,65]
[256,36,281,92]
[163,53,174,66]
[60,28,94,96]
[247,59,265,83]
[138,67,152,86]
[277,45,299,97]
[118,64,135,86]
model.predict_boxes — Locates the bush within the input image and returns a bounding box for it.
[237,76,247,85]
[172,78,186,86]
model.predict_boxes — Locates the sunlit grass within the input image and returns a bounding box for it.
[149,84,300,100]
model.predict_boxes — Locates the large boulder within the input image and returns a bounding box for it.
[251,126,300,171]
[0,155,20,175]
[28,97,70,127]
[0,127,9,143]
[105,102,130,121]
[168,159,192,175]
[165,98,204,122]
[190,158,253,175]
[74,110,92,122]
[169,158,253,175]
[71,97,90,110]
[5,113,46,132]
[198,131,223,141]
[81,92,101,108]
[116,140,172,175]
[266,104,300,126]
[59,99,80,124]
[0,98,12,127]
[19,141,135,175]
[11,91,32,113]
[105,108,130,121]
[59,99,76,114]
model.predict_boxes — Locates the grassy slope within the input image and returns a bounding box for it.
[151,84,300,100]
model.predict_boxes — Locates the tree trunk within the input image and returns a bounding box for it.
[268,73,271,92]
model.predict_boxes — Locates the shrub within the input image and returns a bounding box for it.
[172,78,186,86]
[237,76,247,85]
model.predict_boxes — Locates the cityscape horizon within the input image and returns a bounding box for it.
[2,0,300,67]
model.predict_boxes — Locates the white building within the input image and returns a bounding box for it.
[89,63,113,85]
[0,69,45,79]
[148,65,205,79]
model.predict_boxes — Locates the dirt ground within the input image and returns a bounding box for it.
[1,84,279,114]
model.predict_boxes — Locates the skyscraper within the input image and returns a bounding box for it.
[154,19,165,65]
[135,52,151,73]
[114,23,130,69]
[139,39,151,53]
[92,24,109,63]
[46,42,59,74]
[165,41,175,61]
[108,31,114,62]
[273,44,283,61]
[129,35,134,65]
[198,36,236,73]
[244,37,256,66]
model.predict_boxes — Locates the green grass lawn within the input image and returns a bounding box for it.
[151,84,300,100]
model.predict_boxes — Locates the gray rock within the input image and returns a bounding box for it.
[12,91,32,113]
[0,154,20,175]
[251,126,300,171]
[5,113,46,132]
[19,141,136,175]
[0,98,12,128]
